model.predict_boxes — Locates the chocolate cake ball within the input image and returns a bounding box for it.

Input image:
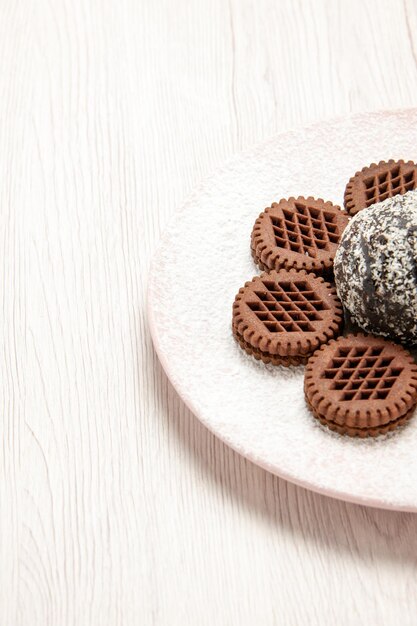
[334,190,417,344]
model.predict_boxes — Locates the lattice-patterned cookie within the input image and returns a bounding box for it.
[232,269,343,366]
[344,159,417,216]
[251,197,349,275]
[304,334,417,437]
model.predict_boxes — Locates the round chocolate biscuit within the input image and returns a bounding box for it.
[304,334,417,437]
[232,269,343,366]
[344,159,417,216]
[251,197,349,275]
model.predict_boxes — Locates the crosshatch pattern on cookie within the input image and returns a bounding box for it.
[233,269,344,363]
[363,163,416,208]
[304,334,417,436]
[251,197,349,274]
[321,344,403,401]
[270,201,340,258]
[344,160,417,215]
[247,278,329,333]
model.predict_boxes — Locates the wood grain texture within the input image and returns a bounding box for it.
[2,0,417,624]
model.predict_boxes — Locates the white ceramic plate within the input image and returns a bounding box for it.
[148,109,417,511]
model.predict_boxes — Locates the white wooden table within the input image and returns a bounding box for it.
[3,1,417,624]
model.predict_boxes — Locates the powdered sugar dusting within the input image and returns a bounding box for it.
[148,110,417,510]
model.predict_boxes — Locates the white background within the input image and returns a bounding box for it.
[2,1,417,624]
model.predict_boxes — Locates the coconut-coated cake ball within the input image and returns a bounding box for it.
[334,190,417,344]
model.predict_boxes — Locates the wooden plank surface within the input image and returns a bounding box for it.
[2,0,417,624]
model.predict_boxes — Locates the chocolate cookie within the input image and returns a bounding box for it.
[344,159,417,216]
[251,197,349,275]
[304,334,417,437]
[232,269,343,366]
